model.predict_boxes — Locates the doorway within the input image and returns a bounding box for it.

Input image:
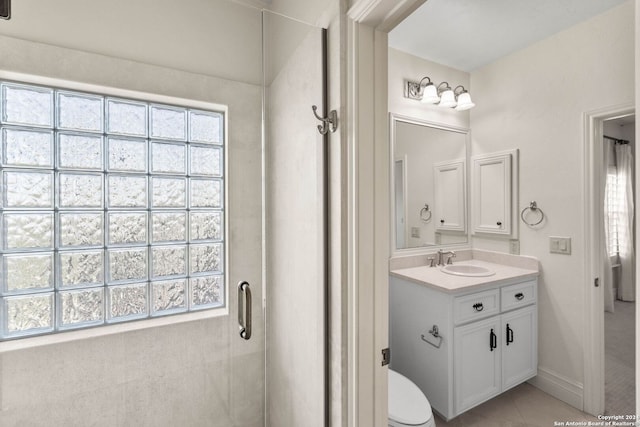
[602,114,636,415]
[584,105,636,416]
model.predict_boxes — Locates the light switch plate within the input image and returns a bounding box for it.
[549,236,571,255]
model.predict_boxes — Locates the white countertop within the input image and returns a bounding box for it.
[390,259,539,294]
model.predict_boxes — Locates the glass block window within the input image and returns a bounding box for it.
[0,81,225,339]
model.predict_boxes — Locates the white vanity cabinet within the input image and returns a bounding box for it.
[454,303,537,413]
[389,274,537,421]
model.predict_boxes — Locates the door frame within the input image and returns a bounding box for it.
[583,103,635,415]
[346,1,425,426]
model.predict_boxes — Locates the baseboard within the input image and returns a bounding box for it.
[528,367,584,411]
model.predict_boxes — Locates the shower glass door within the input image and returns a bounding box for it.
[263,11,328,427]
[0,1,327,426]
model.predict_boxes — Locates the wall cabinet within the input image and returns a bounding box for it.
[433,159,466,233]
[471,150,518,238]
[389,275,537,420]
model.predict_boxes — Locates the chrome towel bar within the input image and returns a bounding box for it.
[421,325,443,349]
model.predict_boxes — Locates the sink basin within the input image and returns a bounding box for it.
[440,264,495,277]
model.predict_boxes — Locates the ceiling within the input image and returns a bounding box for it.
[389,0,629,72]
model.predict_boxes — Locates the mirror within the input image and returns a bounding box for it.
[391,114,469,251]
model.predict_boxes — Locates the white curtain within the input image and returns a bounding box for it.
[603,140,615,313]
[615,143,635,301]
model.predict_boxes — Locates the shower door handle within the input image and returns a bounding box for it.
[238,281,252,340]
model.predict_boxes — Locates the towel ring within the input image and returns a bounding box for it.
[420,204,432,222]
[520,201,545,226]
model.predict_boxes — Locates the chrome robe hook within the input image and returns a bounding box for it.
[312,105,338,135]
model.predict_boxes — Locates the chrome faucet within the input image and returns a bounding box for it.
[427,255,436,267]
[434,249,456,266]
[445,251,456,265]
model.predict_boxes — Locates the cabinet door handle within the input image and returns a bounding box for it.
[515,292,525,301]
[497,221,502,227]
[490,328,497,351]
[473,302,484,312]
[506,324,514,345]
[440,219,445,224]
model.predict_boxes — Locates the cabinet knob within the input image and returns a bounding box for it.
[472,302,484,312]
[440,219,445,224]
[515,292,524,300]
[497,221,502,227]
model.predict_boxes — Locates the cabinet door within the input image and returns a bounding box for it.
[433,159,466,232]
[454,316,501,414]
[502,305,537,390]
[472,153,511,235]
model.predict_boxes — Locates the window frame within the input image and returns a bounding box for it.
[0,71,229,346]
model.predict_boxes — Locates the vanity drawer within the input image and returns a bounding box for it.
[501,280,537,311]
[453,289,500,325]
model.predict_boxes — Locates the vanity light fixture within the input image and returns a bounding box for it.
[405,77,475,111]
[418,77,440,104]
[437,82,456,108]
[453,86,475,111]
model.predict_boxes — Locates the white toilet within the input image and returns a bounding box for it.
[388,369,436,427]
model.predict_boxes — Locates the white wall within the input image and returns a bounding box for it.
[0,1,265,425]
[470,0,635,404]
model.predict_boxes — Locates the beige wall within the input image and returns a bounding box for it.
[264,12,325,426]
[263,0,347,424]
[470,0,634,403]
[0,1,265,425]
[269,0,335,26]
[0,0,262,85]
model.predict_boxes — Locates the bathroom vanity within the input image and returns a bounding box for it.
[389,251,539,420]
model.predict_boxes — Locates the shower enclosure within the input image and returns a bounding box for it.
[0,2,329,426]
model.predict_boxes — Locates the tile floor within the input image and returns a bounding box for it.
[604,300,635,416]
[433,382,600,427]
